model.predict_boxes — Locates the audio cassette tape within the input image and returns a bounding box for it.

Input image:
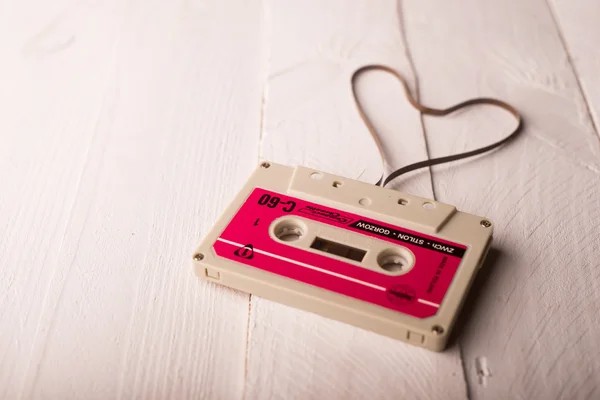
[192,162,493,351]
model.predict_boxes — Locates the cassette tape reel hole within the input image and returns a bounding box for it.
[273,219,306,242]
[332,181,343,188]
[377,248,414,274]
[310,172,323,180]
[398,198,409,206]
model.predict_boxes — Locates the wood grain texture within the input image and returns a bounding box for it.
[245,1,469,399]
[2,0,600,398]
[549,0,600,136]
[0,0,262,398]
[402,0,600,398]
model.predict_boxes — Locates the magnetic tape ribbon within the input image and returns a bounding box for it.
[351,65,523,187]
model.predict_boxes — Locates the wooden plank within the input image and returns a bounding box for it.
[548,0,600,137]
[245,1,469,398]
[0,1,261,398]
[402,0,600,398]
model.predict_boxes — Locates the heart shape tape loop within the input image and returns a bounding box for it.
[351,65,523,187]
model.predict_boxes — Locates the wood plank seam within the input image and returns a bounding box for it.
[396,0,438,200]
[545,0,600,141]
[245,1,471,397]
[243,1,272,399]
[22,51,121,398]
[257,0,270,158]
[397,0,471,398]
[530,133,600,174]
[242,295,253,400]
[399,1,600,397]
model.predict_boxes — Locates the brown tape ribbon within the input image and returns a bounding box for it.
[351,65,523,187]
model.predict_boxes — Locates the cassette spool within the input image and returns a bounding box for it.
[192,162,492,351]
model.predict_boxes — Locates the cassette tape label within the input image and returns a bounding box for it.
[213,188,468,318]
[349,220,466,257]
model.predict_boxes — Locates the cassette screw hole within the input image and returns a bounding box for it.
[274,222,304,242]
[193,253,204,261]
[333,181,343,188]
[359,198,371,206]
[310,172,323,180]
[260,162,270,169]
[398,198,408,206]
[432,325,444,335]
[422,202,435,210]
[480,220,492,228]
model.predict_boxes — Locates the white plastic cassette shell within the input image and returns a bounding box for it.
[289,166,458,234]
[193,162,493,351]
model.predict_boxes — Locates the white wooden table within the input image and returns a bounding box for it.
[2,0,599,398]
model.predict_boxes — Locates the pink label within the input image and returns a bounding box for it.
[214,188,467,318]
